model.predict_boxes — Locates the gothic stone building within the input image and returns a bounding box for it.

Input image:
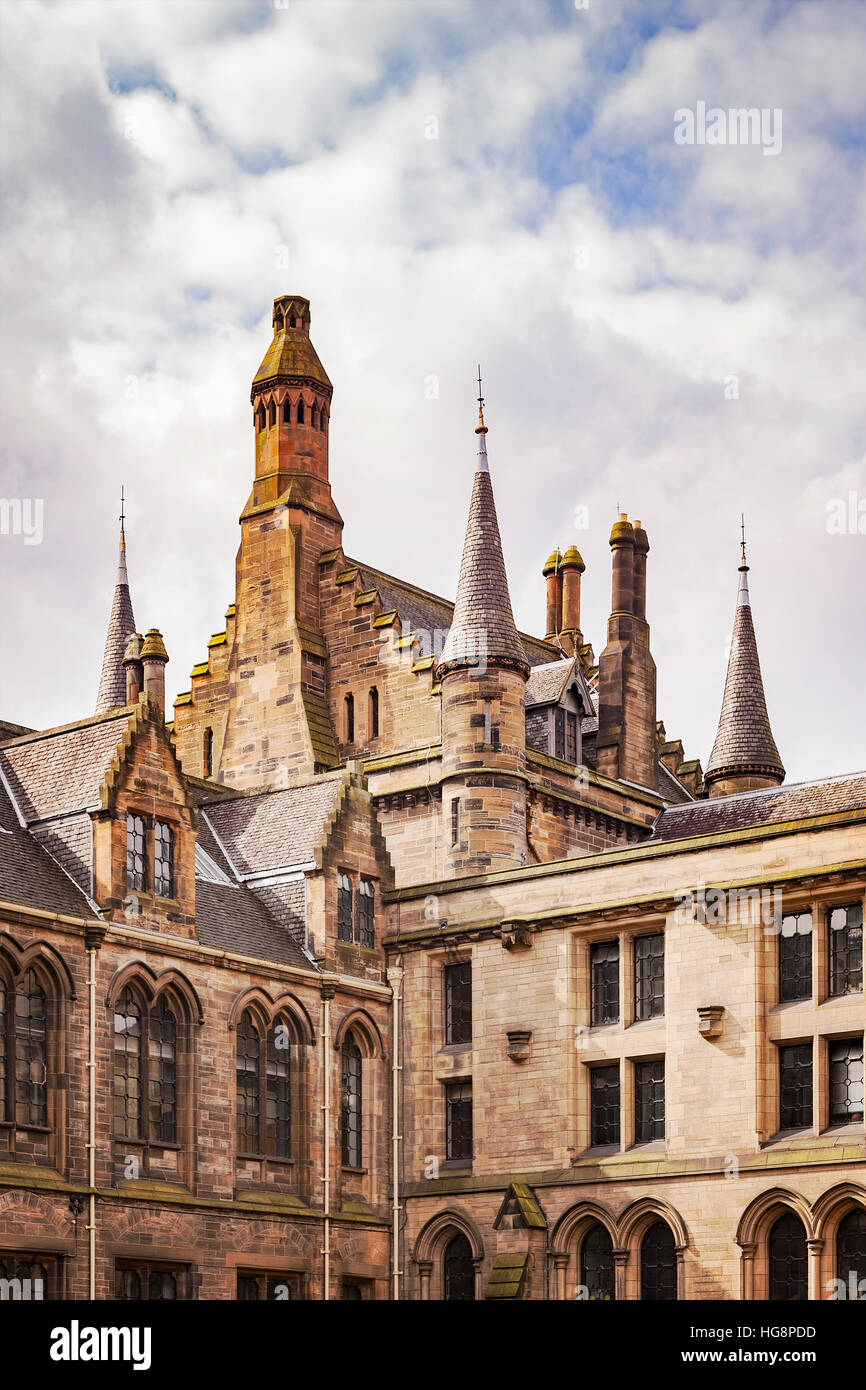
[1,295,863,1302]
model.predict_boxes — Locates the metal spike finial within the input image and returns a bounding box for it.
[120,486,126,546]
[475,363,487,434]
[739,513,748,571]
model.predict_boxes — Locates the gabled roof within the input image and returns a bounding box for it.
[202,773,345,876]
[0,710,135,822]
[0,781,96,918]
[652,771,866,841]
[194,878,313,970]
[344,558,557,668]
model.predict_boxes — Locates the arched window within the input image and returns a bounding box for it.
[341,1034,362,1168]
[255,408,266,432]
[369,686,379,740]
[581,1223,615,1301]
[321,407,328,433]
[282,398,291,424]
[113,989,179,1144]
[296,398,305,425]
[14,969,47,1126]
[345,693,354,744]
[768,1211,807,1301]
[311,404,319,430]
[443,1232,475,1301]
[203,727,214,779]
[268,401,276,428]
[640,1220,677,1301]
[837,1208,866,1294]
[235,1010,292,1158]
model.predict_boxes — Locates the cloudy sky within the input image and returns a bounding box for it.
[1,0,863,783]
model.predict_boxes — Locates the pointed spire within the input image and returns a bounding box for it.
[435,383,528,678]
[95,496,137,714]
[705,526,784,792]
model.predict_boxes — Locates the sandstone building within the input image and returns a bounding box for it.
[0,295,863,1301]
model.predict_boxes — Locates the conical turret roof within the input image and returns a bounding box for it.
[436,399,528,679]
[95,521,136,713]
[252,294,332,396]
[705,550,784,786]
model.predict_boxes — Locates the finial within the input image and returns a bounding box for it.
[475,363,487,435]
[739,513,748,571]
[120,485,126,547]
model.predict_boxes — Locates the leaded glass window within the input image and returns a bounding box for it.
[590,940,619,1026]
[338,873,353,943]
[779,912,812,1002]
[443,1232,474,1300]
[779,1043,812,1130]
[634,933,664,1021]
[444,962,472,1046]
[126,814,147,893]
[266,1020,291,1159]
[236,1011,261,1154]
[148,996,177,1144]
[580,1224,615,1301]
[566,711,578,765]
[358,879,375,950]
[640,1220,677,1301]
[153,821,174,899]
[590,1063,620,1147]
[0,1253,56,1300]
[445,1081,473,1161]
[829,1038,864,1125]
[341,1035,362,1168]
[15,970,47,1127]
[237,1271,299,1300]
[635,1059,665,1142]
[555,708,566,759]
[837,1208,866,1296]
[116,1262,186,1300]
[829,904,863,997]
[769,1212,807,1301]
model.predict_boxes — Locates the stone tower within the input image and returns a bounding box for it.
[435,390,530,876]
[217,295,343,787]
[705,536,784,798]
[595,514,658,792]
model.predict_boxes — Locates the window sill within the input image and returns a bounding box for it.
[0,1122,51,1134]
[341,1166,368,1176]
[237,1154,295,1166]
[440,1159,473,1173]
[439,1042,472,1054]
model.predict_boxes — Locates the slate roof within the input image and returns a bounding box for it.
[194,878,312,970]
[202,776,344,876]
[706,566,784,784]
[652,772,866,841]
[345,558,557,668]
[526,659,577,707]
[0,711,134,822]
[0,781,95,918]
[95,531,137,714]
[436,434,529,676]
[657,760,695,806]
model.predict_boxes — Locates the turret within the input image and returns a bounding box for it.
[705,528,784,798]
[95,499,137,714]
[435,376,530,875]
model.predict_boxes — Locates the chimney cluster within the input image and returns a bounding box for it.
[124,629,169,712]
[542,546,585,656]
[595,514,658,793]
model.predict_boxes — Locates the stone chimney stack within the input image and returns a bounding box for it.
[123,633,144,704]
[140,629,169,712]
[595,513,658,792]
[559,545,585,655]
[543,550,562,641]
